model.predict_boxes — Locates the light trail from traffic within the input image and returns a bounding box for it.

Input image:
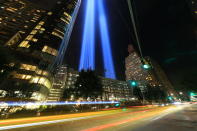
[0,106,160,130]
[0,101,119,107]
[82,105,185,131]
[0,105,182,131]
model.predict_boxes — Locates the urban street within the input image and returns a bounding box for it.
[0,104,196,131]
[0,0,197,130]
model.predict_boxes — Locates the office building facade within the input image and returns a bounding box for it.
[0,0,81,101]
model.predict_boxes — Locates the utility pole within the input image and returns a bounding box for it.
[127,0,143,59]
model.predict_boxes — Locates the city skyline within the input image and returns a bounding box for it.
[0,1,197,130]
[28,0,197,82]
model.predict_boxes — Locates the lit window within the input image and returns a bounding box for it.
[35,25,41,30]
[9,63,15,67]
[42,45,58,56]
[39,21,45,25]
[40,28,45,31]
[60,17,69,24]
[63,12,71,20]
[30,20,36,22]
[30,76,51,89]
[31,77,39,83]
[18,41,30,48]
[30,30,38,35]
[52,32,64,39]
[6,7,17,12]
[36,70,49,76]
[20,64,37,71]
[42,71,49,76]
[48,12,53,15]
[26,35,33,41]
[32,38,38,42]
[26,75,32,79]
[13,74,32,80]
[54,28,64,35]
[36,70,42,75]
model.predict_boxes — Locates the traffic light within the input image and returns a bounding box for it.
[141,59,151,70]
[115,103,120,107]
[168,96,173,101]
[142,64,151,70]
[129,80,138,87]
[190,92,195,96]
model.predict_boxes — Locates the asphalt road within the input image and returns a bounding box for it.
[0,104,196,131]
[131,104,197,131]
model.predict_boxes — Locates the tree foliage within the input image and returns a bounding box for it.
[0,46,15,83]
[133,84,167,103]
[63,70,103,100]
[133,86,143,102]
[144,85,167,103]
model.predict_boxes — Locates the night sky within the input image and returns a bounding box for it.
[30,0,197,90]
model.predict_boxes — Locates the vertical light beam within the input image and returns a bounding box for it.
[79,0,95,71]
[98,0,116,79]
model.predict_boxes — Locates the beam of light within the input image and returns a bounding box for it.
[79,0,95,71]
[98,0,116,79]
[50,0,81,70]
[58,0,81,66]
[0,101,119,107]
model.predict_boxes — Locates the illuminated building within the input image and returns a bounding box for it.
[125,44,177,98]
[0,0,45,46]
[125,45,149,87]
[188,0,197,15]
[47,66,79,102]
[48,66,131,101]
[145,57,177,97]
[0,0,81,101]
[101,78,132,101]
[47,66,67,102]
[125,45,165,96]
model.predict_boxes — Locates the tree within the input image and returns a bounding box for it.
[64,70,103,100]
[144,85,167,104]
[144,85,154,103]
[0,46,16,84]
[133,86,143,102]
